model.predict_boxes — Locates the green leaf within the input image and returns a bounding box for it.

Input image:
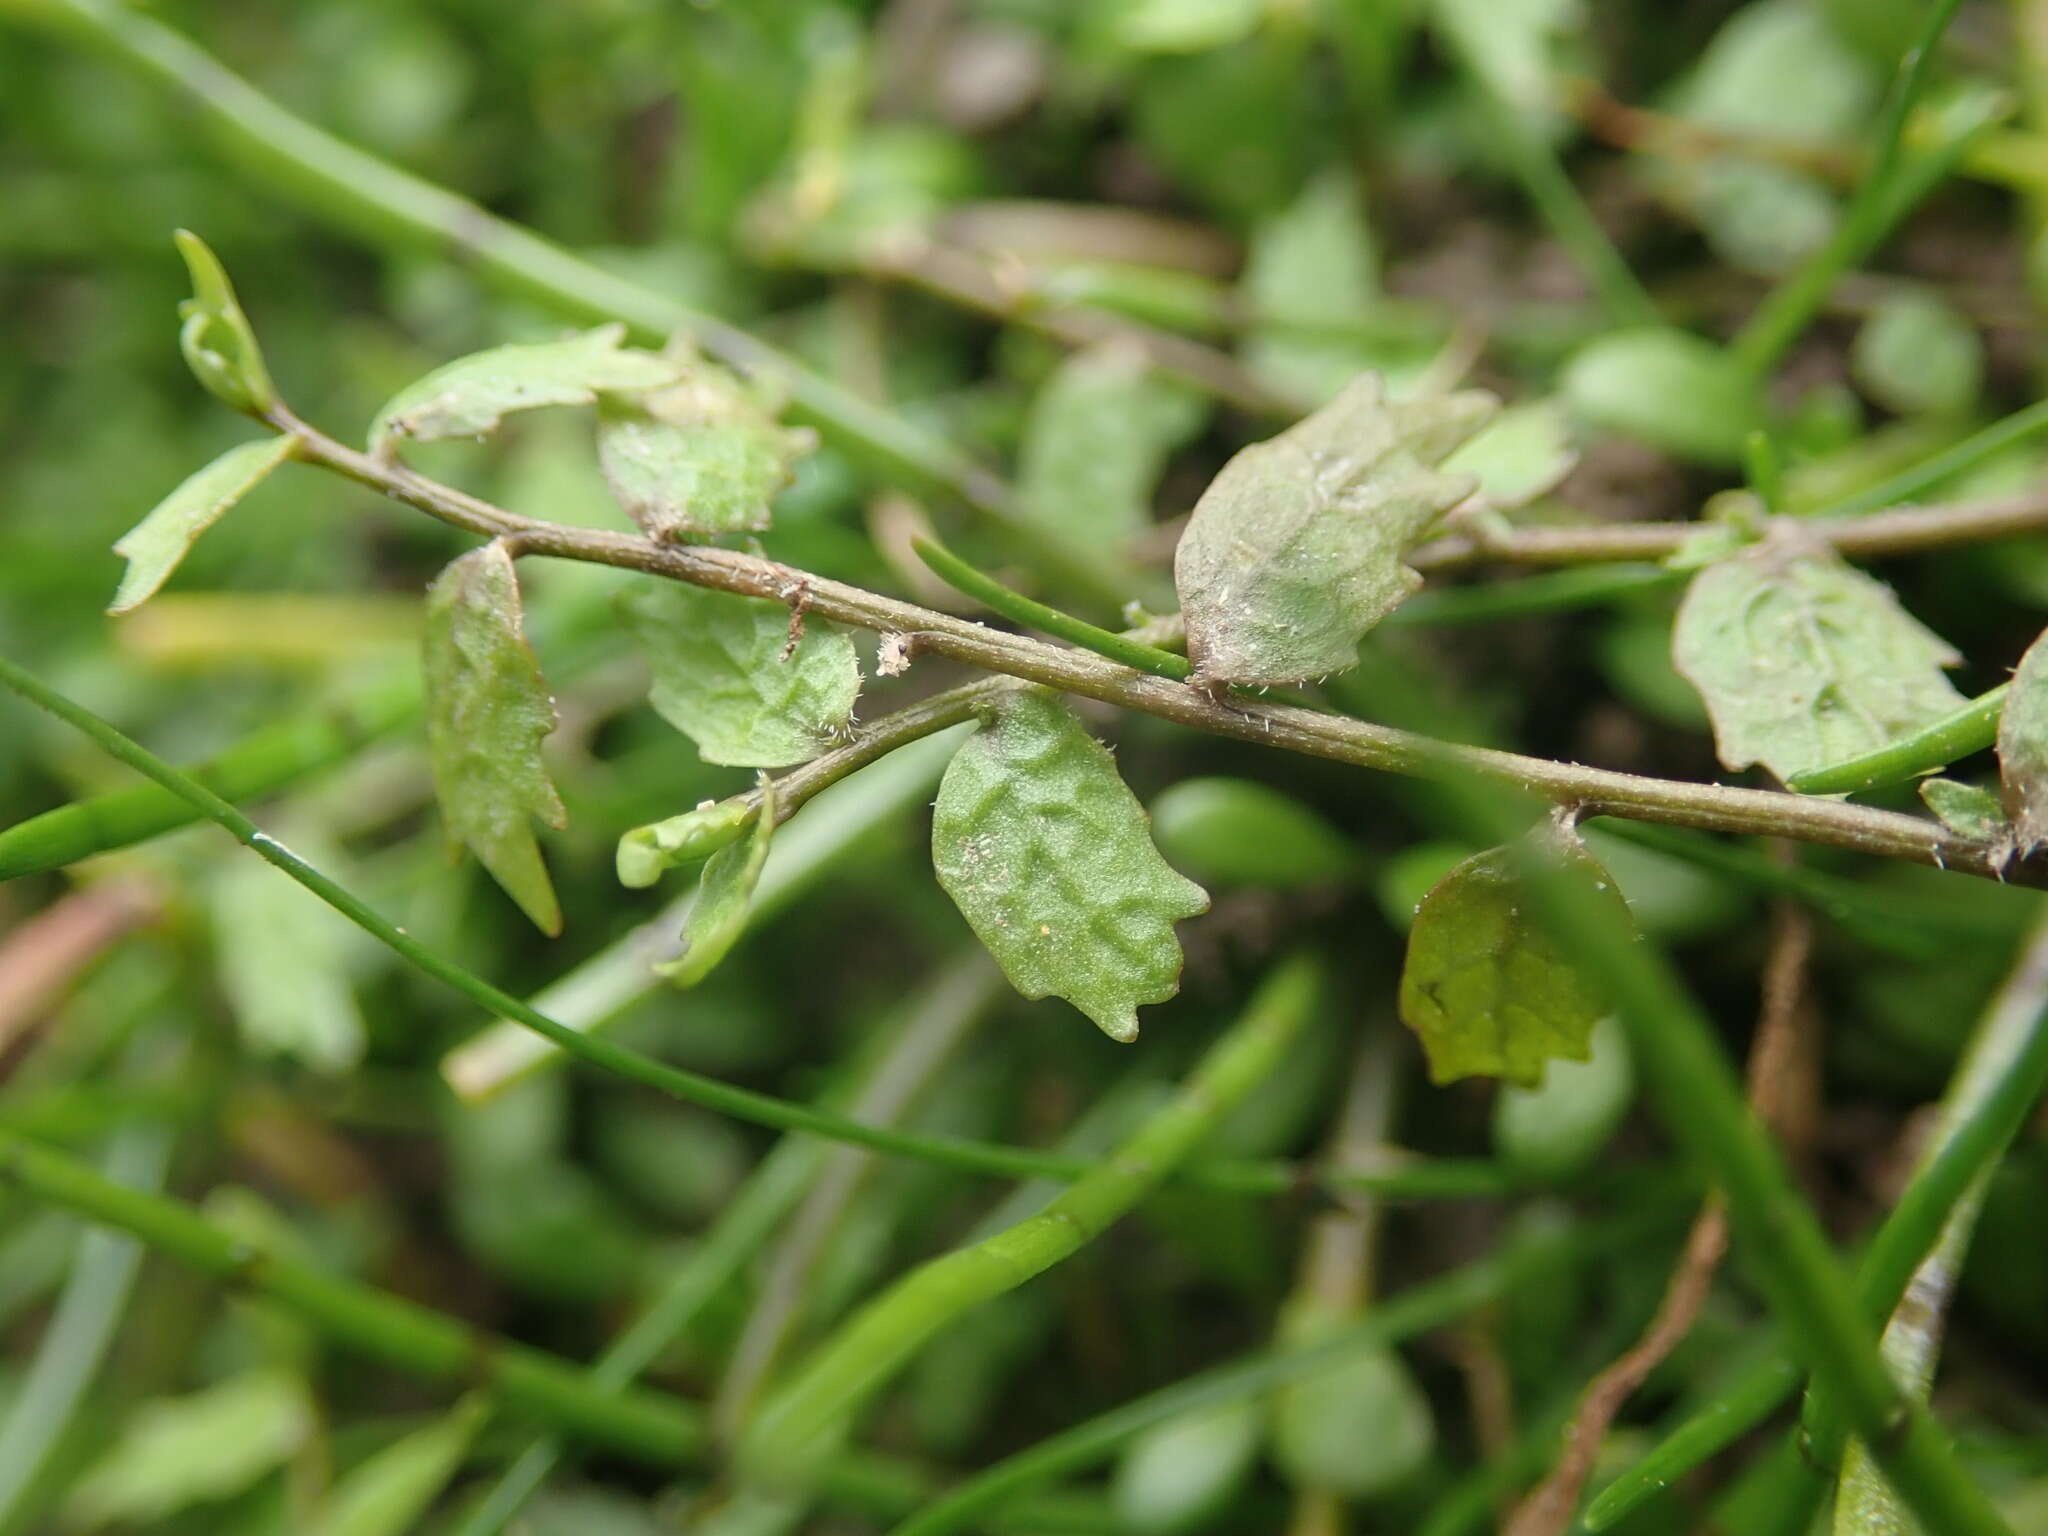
[1492,1014,1636,1177]
[1173,374,1495,687]
[616,795,755,889]
[422,542,568,935]
[1999,625,2048,854]
[1112,1399,1262,1535]
[596,367,816,542]
[1561,327,1761,465]
[1851,288,1984,418]
[932,692,1209,1041]
[1147,777,1361,888]
[311,1395,488,1536]
[1672,528,1966,783]
[64,1369,314,1529]
[210,825,365,1072]
[1271,1304,1435,1498]
[368,323,677,456]
[1397,824,1632,1086]
[621,582,861,768]
[1113,0,1268,54]
[108,436,294,614]
[1018,341,1205,548]
[1918,778,2013,848]
[1431,0,1586,130]
[173,230,278,415]
[656,776,776,988]
[1442,398,1578,509]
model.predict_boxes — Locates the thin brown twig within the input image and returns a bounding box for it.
[1502,891,1815,1536]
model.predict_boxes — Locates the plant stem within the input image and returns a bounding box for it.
[739,955,1321,1486]
[1788,685,2007,795]
[1729,0,1970,376]
[0,645,1505,1206]
[12,0,1143,610]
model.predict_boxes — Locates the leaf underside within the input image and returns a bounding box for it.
[621,582,861,768]
[1173,373,1495,688]
[1672,529,1965,783]
[1397,829,1631,1087]
[422,542,567,935]
[109,436,295,614]
[932,692,1209,1042]
[369,323,678,455]
[597,368,814,542]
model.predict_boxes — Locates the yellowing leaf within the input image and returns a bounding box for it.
[597,367,816,542]
[932,692,1208,1041]
[108,436,294,614]
[621,583,860,768]
[1018,341,1205,548]
[1999,625,2048,854]
[1173,374,1494,687]
[657,776,775,988]
[1397,827,1631,1086]
[422,543,567,935]
[369,323,677,456]
[1673,529,1965,783]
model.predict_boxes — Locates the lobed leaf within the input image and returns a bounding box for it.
[1672,528,1966,783]
[108,436,294,614]
[931,692,1208,1041]
[1998,624,2048,854]
[1017,340,1205,549]
[621,582,861,767]
[1397,824,1632,1086]
[657,776,776,988]
[422,542,568,935]
[1173,373,1495,687]
[597,366,815,542]
[369,323,677,456]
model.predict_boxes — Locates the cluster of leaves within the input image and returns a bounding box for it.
[13,1,2048,1534]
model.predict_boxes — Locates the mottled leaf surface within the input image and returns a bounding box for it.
[658,779,775,988]
[1018,341,1204,547]
[109,436,294,614]
[1999,625,2048,852]
[622,583,860,767]
[932,693,1208,1041]
[597,367,815,542]
[1673,530,1965,782]
[370,324,677,455]
[1173,374,1494,687]
[423,543,567,935]
[1397,829,1631,1086]
[1919,778,2012,850]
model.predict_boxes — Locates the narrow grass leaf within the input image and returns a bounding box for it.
[656,777,776,988]
[1674,527,1965,783]
[1398,825,1632,1086]
[423,543,567,935]
[596,366,815,542]
[108,436,293,614]
[369,324,677,456]
[932,692,1208,1041]
[1173,374,1495,687]
[621,583,860,768]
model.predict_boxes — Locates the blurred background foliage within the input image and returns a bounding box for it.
[5,0,2048,1531]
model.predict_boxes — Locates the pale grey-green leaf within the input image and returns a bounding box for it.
[1561,327,1760,465]
[370,324,678,455]
[1018,341,1205,547]
[109,436,294,614]
[1441,398,1577,509]
[65,1370,314,1529]
[1672,529,1965,782]
[597,368,815,542]
[1851,288,1984,419]
[1173,374,1495,687]
[622,583,861,768]
[933,693,1207,1041]
[1998,624,2048,853]
[658,777,775,988]
[1397,827,1631,1087]
[423,543,568,935]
